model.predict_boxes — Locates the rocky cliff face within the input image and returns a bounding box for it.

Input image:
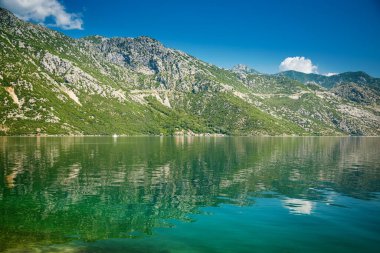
[81,36,214,91]
[0,7,379,136]
[331,83,380,105]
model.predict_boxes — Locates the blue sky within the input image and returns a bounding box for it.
[1,0,380,76]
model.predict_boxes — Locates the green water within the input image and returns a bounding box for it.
[0,137,379,253]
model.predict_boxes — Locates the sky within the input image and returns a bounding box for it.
[1,0,380,77]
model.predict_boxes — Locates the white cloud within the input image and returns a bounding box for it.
[324,72,338,76]
[0,0,83,30]
[279,56,318,74]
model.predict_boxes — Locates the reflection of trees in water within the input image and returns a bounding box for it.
[0,137,379,246]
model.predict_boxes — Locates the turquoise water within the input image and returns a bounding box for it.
[0,136,379,252]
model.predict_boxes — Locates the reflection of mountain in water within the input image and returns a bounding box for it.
[0,137,379,247]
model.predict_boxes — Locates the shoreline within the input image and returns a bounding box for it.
[1,134,379,138]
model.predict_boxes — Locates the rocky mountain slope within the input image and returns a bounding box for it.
[279,70,380,107]
[0,8,379,136]
[278,70,380,90]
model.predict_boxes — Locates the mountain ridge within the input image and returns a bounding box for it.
[1,7,379,136]
[278,70,380,89]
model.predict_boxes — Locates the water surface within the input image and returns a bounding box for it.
[0,136,379,252]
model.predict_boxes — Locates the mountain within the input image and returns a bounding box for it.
[278,70,380,90]
[0,8,379,136]
[278,70,380,105]
[231,64,261,75]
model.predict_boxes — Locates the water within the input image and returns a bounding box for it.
[0,136,379,253]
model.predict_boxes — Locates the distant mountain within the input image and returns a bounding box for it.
[278,70,380,105]
[231,64,260,75]
[0,7,379,136]
[278,70,380,90]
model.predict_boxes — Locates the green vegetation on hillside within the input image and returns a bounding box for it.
[0,7,379,136]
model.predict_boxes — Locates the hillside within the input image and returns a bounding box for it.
[278,70,380,90]
[279,70,380,108]
[0,8,379,136]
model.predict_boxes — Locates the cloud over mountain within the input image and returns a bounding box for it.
[279,56,318,74]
